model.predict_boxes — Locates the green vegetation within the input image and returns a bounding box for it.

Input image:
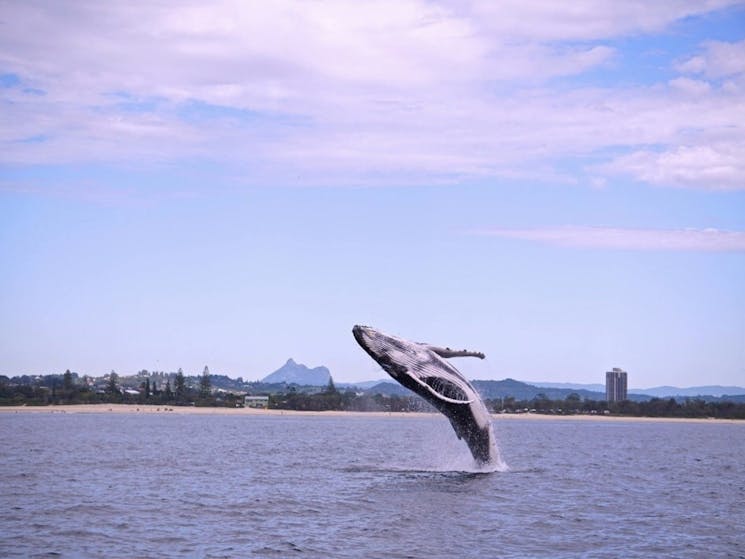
[268,384,427,412]
[487,395,745,420]
[0,370,243,408]
[199,366,212,399]
[2,372,744,419]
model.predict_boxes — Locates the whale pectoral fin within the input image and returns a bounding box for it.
[418,376,473,404]
[428,346,485,359]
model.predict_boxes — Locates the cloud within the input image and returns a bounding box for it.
[676,39,745,78]
[602,144,745,191]
[0,1,744,189]
[475,226,745,251]
[450,1,742,42]
[668,77,712,96]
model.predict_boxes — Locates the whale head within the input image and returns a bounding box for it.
[352,324,422,381]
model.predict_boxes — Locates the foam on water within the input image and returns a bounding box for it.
[422,421,509,473]
[367,415,509,473]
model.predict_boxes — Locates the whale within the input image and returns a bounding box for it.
[352,324,498,465]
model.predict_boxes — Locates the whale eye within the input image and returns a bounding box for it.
[421,376,469,402]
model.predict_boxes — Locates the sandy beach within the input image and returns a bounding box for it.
[0,404,741,423]
[0,404,426,418]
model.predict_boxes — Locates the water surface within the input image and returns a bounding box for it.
[2,413,744,558]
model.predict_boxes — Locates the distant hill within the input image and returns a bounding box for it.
[337,379,389,390]
[471,379,621,401]
[529,381,606,392]
[530,381,745,400]
[629,385,745,398]
[358,377,650,402]
[271,371,745,402]
[357,378,610,401]
[262,359,331,385]
[363,381,412,396]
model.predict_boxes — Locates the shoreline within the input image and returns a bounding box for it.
[0,404,742,424]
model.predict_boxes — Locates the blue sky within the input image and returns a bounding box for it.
[1,1,744,387]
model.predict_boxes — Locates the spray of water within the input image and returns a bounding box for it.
[425,420,508,473]
[369,417,508,474]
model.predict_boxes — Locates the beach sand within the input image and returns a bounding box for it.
[0,404,740,423]
[0,404,426,418]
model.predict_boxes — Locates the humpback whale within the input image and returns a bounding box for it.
[352,325,498,465]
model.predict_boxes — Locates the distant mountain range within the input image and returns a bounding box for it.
[357,379,745,402]
[257,360,745,402]
[337,380,389,390]
[628,385,745,398]
[529,381,745,398]
[261,359,331,385]
[473,379,615,401]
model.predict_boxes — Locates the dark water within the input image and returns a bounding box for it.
[2,412,744,558]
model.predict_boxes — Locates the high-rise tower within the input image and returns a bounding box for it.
[605,368,628,402]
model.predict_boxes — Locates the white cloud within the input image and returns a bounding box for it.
[668,77,712,96]
[676,39,745,78]
[476,226,745,251]
[0,1,744,189]
[603,144,745,191]
[455,0,740,41]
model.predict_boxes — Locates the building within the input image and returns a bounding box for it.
[244,395,269,409]
[605,368,628,402]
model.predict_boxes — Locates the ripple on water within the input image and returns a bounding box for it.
[1,414,744,559]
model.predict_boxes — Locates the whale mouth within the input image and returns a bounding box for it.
[352,325,376,354]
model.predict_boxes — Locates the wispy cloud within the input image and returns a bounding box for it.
[0,1,744,189]
[475,226,745,251]
[601,143,745,191]
[675,39,745,78]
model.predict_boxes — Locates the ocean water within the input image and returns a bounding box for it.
[1,412,744,558]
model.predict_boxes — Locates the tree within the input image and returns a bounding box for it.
[533,393,551,411]
[107,371,119,394]
[503,396,516,412]
[63,369,74,391]
[565,393,581,412]
[141,378,151,399]
[199,366,211,398]
[325,376,338,394]
[322,376,341,410]
[175,368,186,402]
[163,380,173,402]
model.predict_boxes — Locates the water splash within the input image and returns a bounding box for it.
[425,422,509,473]
[368,417,509,474]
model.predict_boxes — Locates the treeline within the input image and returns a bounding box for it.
[269,381,429,413]
[4,374,745,419]
[269,390,745,418]
[487,393,745,419]
[0,370,242,408]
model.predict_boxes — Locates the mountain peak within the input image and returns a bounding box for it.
[262,359,331,385]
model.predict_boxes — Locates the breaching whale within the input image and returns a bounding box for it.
[352,325,498,465]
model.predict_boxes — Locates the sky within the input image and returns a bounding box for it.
[1,1,744,388]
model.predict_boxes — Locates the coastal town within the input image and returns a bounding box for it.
[3,360,744,419]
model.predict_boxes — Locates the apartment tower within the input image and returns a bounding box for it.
[605,368,628,402]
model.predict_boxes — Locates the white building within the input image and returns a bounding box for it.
[244,395,269,408]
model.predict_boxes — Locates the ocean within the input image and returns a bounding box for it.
[2,412,744,558]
